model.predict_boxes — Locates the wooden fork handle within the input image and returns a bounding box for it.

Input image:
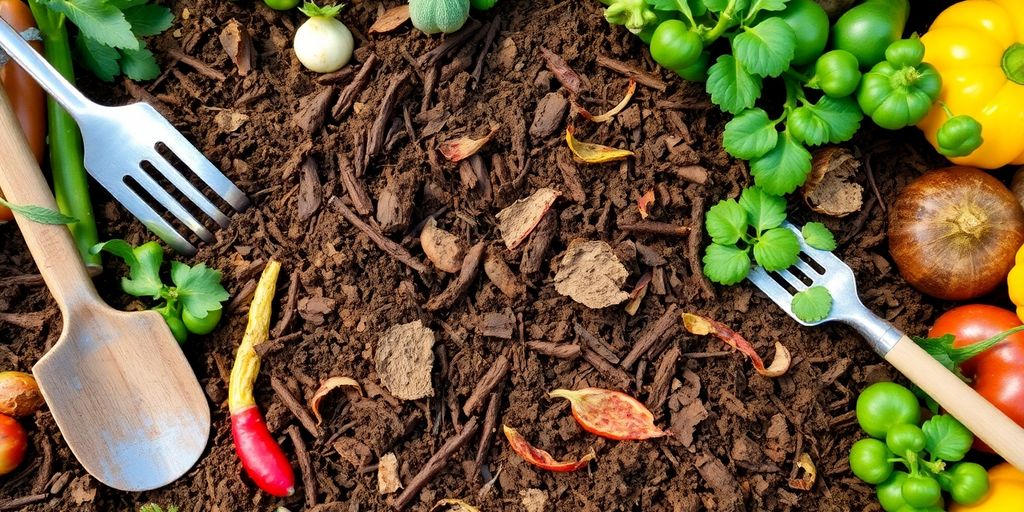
[885,335,1024,469]
[0,88,97,312]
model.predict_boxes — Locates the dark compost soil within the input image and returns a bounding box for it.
[0,0,984,510]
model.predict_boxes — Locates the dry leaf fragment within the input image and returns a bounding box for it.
[503,425,596,472]
[377,453,402,495]
[565,126,635,164]
[420,217,466,273]
[219,19,254,76]
[624,272,652,316]
[788,453,817,491]
[439,126,499,163]
[429,499,480,512]
[375,320,435,400]
[575,79,636,123]
[637,189,655,219]
[309,376,363,425]
[802,147,863,217]
[554,239,630,309]
[214,110,249,132]
[539,47,581,96]
[682,313,791,377]
[484,249,526,298]
[368,4,410,34]
[495,188,559,250]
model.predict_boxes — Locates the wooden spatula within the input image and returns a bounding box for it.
[0,89,210,490]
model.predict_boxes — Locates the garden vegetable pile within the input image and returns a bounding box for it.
[1,0,1024,510]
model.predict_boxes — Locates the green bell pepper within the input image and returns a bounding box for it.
[857,38,942,130]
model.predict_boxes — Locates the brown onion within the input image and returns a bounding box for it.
[889,167,1024,301]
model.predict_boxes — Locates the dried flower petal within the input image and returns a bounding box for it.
[788,453,817,491]
[637,189,655,219]
[429,499,480,512]
[440,127,499,163]
[503,425,596,472]
[548,388,669,440]
[575,79,636,123]
[496,188,559,250]
[682,313,791,377]
[565,126,634,164]
[369,4,410,34]
[309,376,363,424]
[624,272,651,316]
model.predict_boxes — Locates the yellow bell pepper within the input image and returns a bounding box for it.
[951,463,1024,511]
[1009,244,1024,322]
[918,0,1024,169]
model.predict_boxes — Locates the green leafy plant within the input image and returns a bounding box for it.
[93,239,229,343]
[791,286,831,322]
[0,198,77,225]
[703,186,798,285]
[801,222,836,250]
[30,0,174,81]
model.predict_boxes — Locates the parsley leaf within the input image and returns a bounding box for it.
[750,131,812,195]
[723,108,778,159]
[922,414,972,462]
[120,46,160,80]
[707,55,763,114]
[0,198,78,224]
[703,243,752,285]
[93,240,165,298]
[170,261,230,318]
[752,227,799,271]
[123,4,173,36]
[790,96,863,145]
[731,18,795,78]
[706,198,748,245]
[739,187,786,235]
[76,34,121,82]
[791,286,832,323]
[40,0,139,50]
[801,222,836,251]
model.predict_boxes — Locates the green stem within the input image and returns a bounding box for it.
[26,0,100,269]
[702,0,738,43]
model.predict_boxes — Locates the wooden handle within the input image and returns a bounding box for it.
[885,335,1024,470]
[0,88,96,312]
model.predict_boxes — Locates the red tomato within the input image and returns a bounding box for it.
[930,304,1024,453]
[0,414,26,475]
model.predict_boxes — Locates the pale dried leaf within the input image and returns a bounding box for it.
[420,218,466,273]
[375,320,435,400]
[554,239,630,309]
[495,188,559,250]
[309,376,362,425]
[439,127,499,162]
[625,272,651,316]
[788,453,817,491]
[576,79,636,123]
[377,453,402,495]
[214,110,249,132]
[369,4,410,34]
[638,189,655,219]
[682,313,791,377]
[429,499,480,512]
[565,126,634,164]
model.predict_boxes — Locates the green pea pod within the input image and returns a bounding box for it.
[937,115,983,157]
[857,44,942,130]
[810,50,862,98]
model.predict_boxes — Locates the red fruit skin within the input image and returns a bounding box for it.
[231,405,295,496]
[929,304,1024,452]
[0,414,26,475]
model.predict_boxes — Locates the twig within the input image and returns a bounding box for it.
[462,353,509,416]
[685,187,716,300]
[226,278,258,314]
[618,221,690,237]
[330,197,427,273]
[520,211,557,275]
[30,438,52,495]
[166,47,226,81]
[0,494,47,510]
[525,341,581,359]
[287,425,318,508]
[392,416,480,511]
[426,242,484,310]
[622,304,680,369]
[574,322,620,365]
[647,346,680,413]
[474,389,502,475]
[270,376,320,437]
[333,53,378,119]
[596,55,667,91]
[864,152,886,213]
[583,349,632,388]
[471,16,501,86]
[271,272,300,338]
[255,332,302,358]
[338,153,374,216]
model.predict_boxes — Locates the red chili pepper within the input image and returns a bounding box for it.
[229,261,294,497]
[548,388,669,441]
[503,424,595,472]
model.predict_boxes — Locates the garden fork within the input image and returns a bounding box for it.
[0,19,248,255]
[748,222,1024,470]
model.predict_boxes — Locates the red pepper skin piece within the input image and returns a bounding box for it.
[503,425,595,472]
[231,405,295,497]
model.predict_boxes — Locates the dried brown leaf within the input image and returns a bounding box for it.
[218,19,253,76]
[638,189,655,219]
[575,79,636,123]
[539,47,581,95]
[495,188,559,250]
[682,313,791,377]
[554,239,630,309]
[377,453,402,495]
[788,453,817,491]
[368,4,410,34]
[309,376,362,425]
[624,272,652,316]
[439,126,498,162]
[565,126,634,164]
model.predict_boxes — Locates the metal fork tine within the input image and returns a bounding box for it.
[145,153,230,228]
[775,268,808,291]
[106,181,196,256]
[158,133,250,211]
[747,267,808,325]
[792,257,820,279]
[127,169,215,244]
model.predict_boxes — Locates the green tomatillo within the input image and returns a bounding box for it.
[849,438,895,484]
[809,49,862,98]
[857,38,942,130]
[650,20,703,71]
[936,114,983,158]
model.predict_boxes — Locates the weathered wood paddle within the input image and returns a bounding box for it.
[0,89,210,491]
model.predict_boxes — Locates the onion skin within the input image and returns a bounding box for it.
[889,166,1024,301]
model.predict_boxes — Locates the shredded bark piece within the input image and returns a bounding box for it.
[426,242,485,311]
[218,19,253,76]
[495,188,559,250]
[392,416,480,511]
[331,197,427,273]
[539,47,581,96]
[462,352,509,416]
[368,4,410,33]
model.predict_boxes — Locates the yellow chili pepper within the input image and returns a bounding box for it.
[951,463,1024,511]
[1009,245,1024,322]
[918,0,1024,169]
